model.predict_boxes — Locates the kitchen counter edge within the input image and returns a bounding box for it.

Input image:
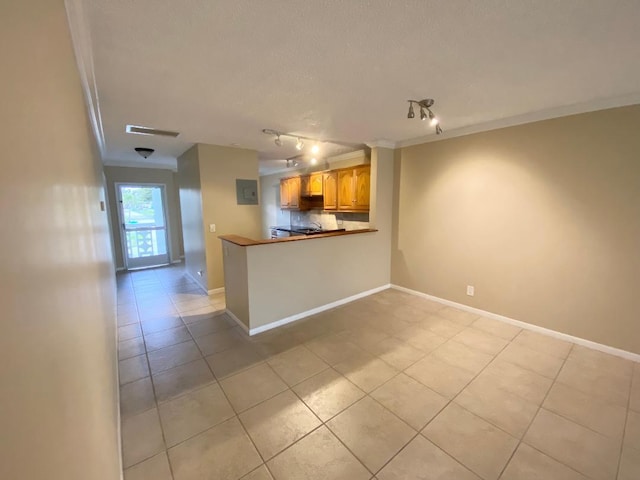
[219,229,378,246]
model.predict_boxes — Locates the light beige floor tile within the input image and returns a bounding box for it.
[455,378,539,438]
[405,356,475,399]
[497,342,565,379]
[119,323,143,341]
[118,303,139,317]
[366,337,426,370]
[124,452,172,480]
[240,390,321,460]
[147,340,202,374]
[119,337,146,360]
[180,305,220,324]
[121,377,156,418]
[220,363,288,412]
[625,410,640,450]
[168,417,262,480]
[241,465,273,480]
[407,296,445,314]
[437,307,479,326]
[122,408,165,468]
[471,317,521,340]
[140,315,184,335]
[338,328,390,351]
[194,328,247,356]
[120,354,150,385]
[306,334,367,365]
[523,409,620,480]
[159,383,234,447]
[334,353,398,392]
[118,312,140,327]
[422,403,518,480]
[267,345,329,386]
[556,358,630,407]
[393,326,448,353]
[430,340,494,375]
[327,397,416,473]
[292,368,365,421]
[186,313,234,338]
[371,373,448,430]
[206,343,265,379]
[512,330,573,359]
[377,435,480,480]
[543,382,627,439]
[267,425,370,480]
[144,326,192,352]
[567,345,634,377]
[452,327,509,355]
[618,446,640,480]
[152,358,216,403]
[500,443,588,480]
[175,297,214,314]
[140,308,180,323]
[474,360,552,404]
[421,315,466,338]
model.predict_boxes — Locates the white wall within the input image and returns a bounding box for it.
[0,1,120,478]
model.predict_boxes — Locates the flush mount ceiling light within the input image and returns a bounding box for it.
[134,147,155,158]
[406,98,443,134]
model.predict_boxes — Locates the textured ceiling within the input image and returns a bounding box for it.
[83,0,640,172]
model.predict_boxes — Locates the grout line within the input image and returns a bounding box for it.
[495,343,576,479]
[614,365,635,480]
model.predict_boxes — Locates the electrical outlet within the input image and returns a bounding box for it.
[466,285,475,296]
[209,224,216,233]
[197,270,203,276]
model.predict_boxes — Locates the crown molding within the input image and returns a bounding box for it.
[65,0,106,157]
[366,140,397,149]
[103,160,178,172]
[397,92,640,148]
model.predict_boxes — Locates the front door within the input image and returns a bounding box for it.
[117,184,170,269]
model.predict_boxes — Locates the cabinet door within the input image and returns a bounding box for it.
[279,178,289,208]
[323,172,337,210]
[337,169,354,210]
[353,165,370,210]
[309,173,323,196]
[288,176,300,208]
[300,175,310,196]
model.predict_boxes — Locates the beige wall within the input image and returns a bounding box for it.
[177,145,207,290]
[198,144,262,290]
[392,105,640,354]
[0,1,120,479]
[104,166,184,269]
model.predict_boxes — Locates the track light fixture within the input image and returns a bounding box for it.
[274,134,283,147]
[295,138,304,150]
[262,129,330,153]
[406,98,443,134]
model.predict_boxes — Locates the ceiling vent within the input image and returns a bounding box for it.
[126,125,180,137]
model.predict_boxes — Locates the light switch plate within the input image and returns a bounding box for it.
[209,224,216,233]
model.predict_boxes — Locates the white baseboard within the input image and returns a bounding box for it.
[225,309,250,334]
[391,284,640,363]
[171,259,182,264]
[247,284,391,336]
[115,267,125,272]
[208,287,225,295]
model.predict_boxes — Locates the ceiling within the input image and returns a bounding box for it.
[78,0,640,173]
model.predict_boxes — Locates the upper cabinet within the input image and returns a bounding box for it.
[300,172,324,197]
[280,164,370,212]
[337,165,370,211]
[323,171,338,210]
[279,176,300,209]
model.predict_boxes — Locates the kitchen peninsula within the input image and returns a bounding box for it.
[219,227,384,334]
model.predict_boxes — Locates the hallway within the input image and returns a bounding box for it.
[118,266,639,480]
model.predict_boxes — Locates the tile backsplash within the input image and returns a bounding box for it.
[290,210,369,231]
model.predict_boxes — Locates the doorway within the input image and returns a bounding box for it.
[116,183,170,269]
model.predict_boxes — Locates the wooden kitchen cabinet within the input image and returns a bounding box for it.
[300,172,324,197]
[279,176,300,209]
[337,165,370,211]
[323,171,338,210]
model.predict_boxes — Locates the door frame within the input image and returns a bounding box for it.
[115,182,172,270]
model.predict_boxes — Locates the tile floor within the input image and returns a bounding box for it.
[117,265,640,480]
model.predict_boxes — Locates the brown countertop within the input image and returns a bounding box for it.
[219,229,378,246]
